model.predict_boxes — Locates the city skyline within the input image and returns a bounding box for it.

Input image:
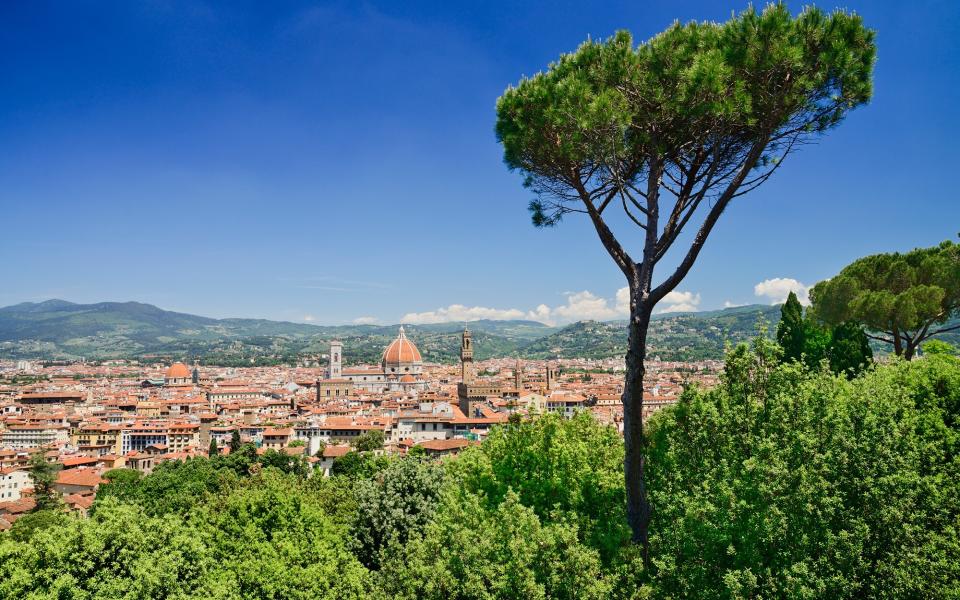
[3,0,958,325]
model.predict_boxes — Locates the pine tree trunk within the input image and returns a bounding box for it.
[904,340,916,361]
[623,300,652,565]
[892,325,903,357]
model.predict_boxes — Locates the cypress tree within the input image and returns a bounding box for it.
[229,430,242,453]
[777,292,806,363]
[28,450,61,512]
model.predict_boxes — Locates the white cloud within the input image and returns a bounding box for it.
[656,290,701,314]
[724,301,747,308]
[400,287,634,327]
[754,278,810,305]
[352,316,379,325]
[401,304,529,325]
[302,314,316,322]
[528,304,552,322]
[550,289,627,322]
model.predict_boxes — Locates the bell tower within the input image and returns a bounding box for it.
[460,326,474,384]
[329,340,342,379]
[514,358,523,391]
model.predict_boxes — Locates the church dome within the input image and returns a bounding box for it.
[399,374,416,383]
[382,326,422,365]
[165,362,191,379]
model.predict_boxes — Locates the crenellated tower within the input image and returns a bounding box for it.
[460,326,474,384]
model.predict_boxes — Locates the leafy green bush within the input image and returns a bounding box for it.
[376,490,629,600]
[451,411,630,562]
[1,474,369,599]
[350,456,445,569]
[646,341,960,598]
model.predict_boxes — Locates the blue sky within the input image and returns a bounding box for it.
[2,1,958,325]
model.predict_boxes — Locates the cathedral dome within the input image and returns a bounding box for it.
[165,362,190,380]
[399,374,416,383]
[382,326,422,365]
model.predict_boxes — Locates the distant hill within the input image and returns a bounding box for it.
[0,300,555,365]
[521,304,783,361]
[2,299,954,365]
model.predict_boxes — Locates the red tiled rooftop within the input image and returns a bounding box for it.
[417,439,474,451]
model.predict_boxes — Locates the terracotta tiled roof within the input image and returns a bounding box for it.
[55,468,104,488]
[417,438,473,451]
[263,428,292,436]
[322,445,352,458]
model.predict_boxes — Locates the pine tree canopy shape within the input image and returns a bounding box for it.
[811,240,960,360]
[496,3,875,556]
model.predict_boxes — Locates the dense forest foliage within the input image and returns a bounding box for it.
[3,341,959,599]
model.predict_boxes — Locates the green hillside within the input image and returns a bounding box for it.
[0,301,554,364]
[1,300,955,365]
[521,304,783,361]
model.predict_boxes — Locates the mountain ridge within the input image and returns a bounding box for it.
[7,298,944,365]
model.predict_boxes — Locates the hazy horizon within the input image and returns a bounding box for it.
[1,296,782,328]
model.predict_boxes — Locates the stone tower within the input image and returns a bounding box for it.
[460,326,474,384]
[329,340,342,379]
[545,363,557,391]
[514,358,523,391]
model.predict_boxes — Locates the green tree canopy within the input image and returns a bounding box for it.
[1,474,370,599]
[375,416,641,600]
[332,451,389,480]
[811,240,960,359]
[922,339,958,356]
[350,456,445,569]
[645,339,960,598]
[451,411,629,562]
[828,320,873,377]
[353,429,385,452]
[377,491,624,600]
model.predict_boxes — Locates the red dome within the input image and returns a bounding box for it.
[382,327,422,364]
[165,362,191,379]
[399,374,416,383]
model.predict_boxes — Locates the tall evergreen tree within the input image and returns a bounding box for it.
[229,430,242,454]
[28,449,61,512]
[777,292,806,363]
[208,438,218,457]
